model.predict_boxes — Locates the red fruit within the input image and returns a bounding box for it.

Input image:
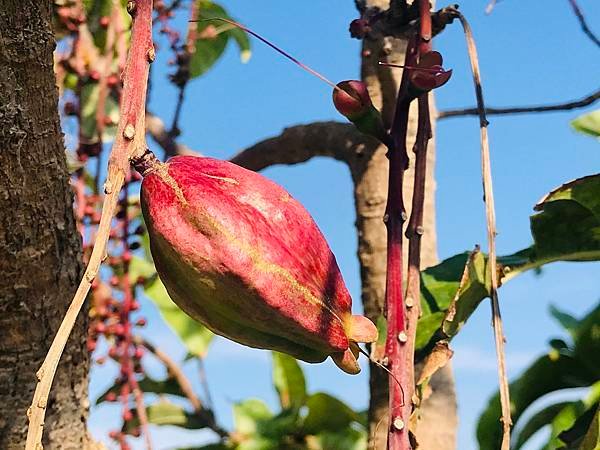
[140,156,377,374]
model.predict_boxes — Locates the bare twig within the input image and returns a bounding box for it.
[457,13,511,450]
[438,87,600,119]
[25,1,154,448]
[131,381,153,450]
[567,0,600,48]
[136,337,202,411]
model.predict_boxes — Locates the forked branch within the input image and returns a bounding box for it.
[25,1,154,448]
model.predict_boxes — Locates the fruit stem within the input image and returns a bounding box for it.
[25,1,155,448]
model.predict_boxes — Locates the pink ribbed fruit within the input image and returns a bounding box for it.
[140,155,377,374]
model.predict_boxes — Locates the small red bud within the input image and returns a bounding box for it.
[89,70,100,81]
[99,16,110,28]
[106,392,117,402]
[349,19,370,39]
[134,347,144,359]
[86,339,97,353]
[108,430,119,439]
[122,410,133,422]
[332,80,373,119]
[135,318,146,327]
[110,275,120,286]
[122,251,132,263]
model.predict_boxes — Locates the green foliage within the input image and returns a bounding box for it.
[122,399,214,433]
[96,374,187,405]
[272,352,306,410]
[80,83,119,143]
[476,303,600,450]
[572,110,600,138]
[189,1,251,79]
[145,276,214,357]
[416,174,600,354]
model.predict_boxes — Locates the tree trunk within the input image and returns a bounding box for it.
[356,1,458,449]
[0,1,90,448]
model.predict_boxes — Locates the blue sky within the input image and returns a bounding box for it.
[88,1,600,449]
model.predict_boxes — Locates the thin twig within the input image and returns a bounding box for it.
[131,381,153,450]
[400,1,434,441]
[197,356,214,411]
[137,337,229,438]
[438,87,600,119]
[137,337,202,411]
[25,1,154,448]
[457,13,512,450]
[567,0,600,48]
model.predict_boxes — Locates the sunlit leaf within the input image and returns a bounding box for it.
[572,110,600,138]
[272,352,306,410]
[145,276,214,356]
[302,393,359,435]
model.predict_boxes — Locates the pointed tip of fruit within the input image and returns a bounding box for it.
[347,314,378,343]
[331,345,361,374]
[332,80,373,119]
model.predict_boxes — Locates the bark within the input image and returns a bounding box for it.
[0,1,90,449]
[360,2,457,448]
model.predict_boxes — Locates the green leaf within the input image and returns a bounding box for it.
[416,175,600,354]
[477,303,600,450]
[309,426,368,450]
[549,305,579,339]
[572,110,600,138]
[512,402,574,450]
[233,399,273,435]
[80,83,119,143]
[96,374,187,405]
[189,1,251,78]
[128,255,156,284]
[124,399,213,431]
[145,277,214,356]
[272,352,306,410]
[302,393,359,435]
[177,445,230,450]
[559,403,600,449]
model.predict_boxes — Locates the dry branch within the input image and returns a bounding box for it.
[567,0,600,48]
[457,13,512,450]
[25,1,154,448]
[438,87,600,119]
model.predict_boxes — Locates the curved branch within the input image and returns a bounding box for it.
[438,87,600,119]
[230,121,378,173]
[568,0,600,48]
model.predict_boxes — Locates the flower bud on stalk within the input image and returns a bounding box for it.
[138,155,377,374]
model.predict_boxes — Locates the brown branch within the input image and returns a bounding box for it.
[568,0,600,48]
[230,121,378,172]
[137,337,229,438]
[26,1,154,448]
[438,87,600,119]
[458,13,512,450]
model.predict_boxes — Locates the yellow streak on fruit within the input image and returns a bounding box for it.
[154,167,347,334]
